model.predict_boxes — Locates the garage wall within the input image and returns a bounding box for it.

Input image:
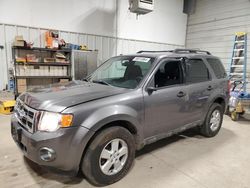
[0,0,117,38]
[186,0,250,84]
[0,0,187,90]
[117,0,187,45]
[0,0,187,45]
[0,23,183,90]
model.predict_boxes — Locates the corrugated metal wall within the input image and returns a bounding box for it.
[0,23,183,90]
[186,0,250,90]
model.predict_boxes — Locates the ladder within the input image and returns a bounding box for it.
[229,32,247,92]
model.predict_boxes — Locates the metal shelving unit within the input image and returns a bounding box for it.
[12,46,72,95]
[12,46,71,53]
[16,62,71,66]
[15,76,71,79]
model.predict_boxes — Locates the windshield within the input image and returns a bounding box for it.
[88,56,154,89]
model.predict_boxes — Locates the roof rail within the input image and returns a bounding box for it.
[136,49,211,55]
[173,48,211,55]
[137,50,173,54]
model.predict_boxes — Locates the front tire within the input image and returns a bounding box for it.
[200,103,223,137]
[82,127,135,186]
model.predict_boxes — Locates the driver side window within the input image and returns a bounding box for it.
[154,60,183,88]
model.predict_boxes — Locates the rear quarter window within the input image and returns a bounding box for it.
[206,58,227,79]
[185,59,210,83]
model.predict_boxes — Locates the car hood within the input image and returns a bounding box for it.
[18,80,127,112]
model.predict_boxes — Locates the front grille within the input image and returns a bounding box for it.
[14,99,38,133]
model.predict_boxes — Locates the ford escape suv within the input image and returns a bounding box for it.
[11,49,229,186]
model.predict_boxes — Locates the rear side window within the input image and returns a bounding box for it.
[206,58,227,79]
[185,59,210,83]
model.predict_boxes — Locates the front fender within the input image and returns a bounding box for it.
[81,105,140,130]
[80,105,144,147]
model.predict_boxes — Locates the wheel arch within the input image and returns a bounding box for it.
[80,104,144,147]
[201,95,227,124]
[212,96,226,112]
[85,117,143,149]
[78,117,144,172]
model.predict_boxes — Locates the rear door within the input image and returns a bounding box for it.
[184,58,213,123]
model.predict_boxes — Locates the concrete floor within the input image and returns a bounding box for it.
[0,115,250,188]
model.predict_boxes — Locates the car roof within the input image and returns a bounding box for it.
[122,49,219,60]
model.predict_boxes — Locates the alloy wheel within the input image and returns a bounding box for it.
[99,138,128,176]
[209,109,221,131]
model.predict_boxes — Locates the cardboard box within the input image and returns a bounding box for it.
[16,65,26,76]
[44,66,49,76]
[51,66,57,76]
[16,57,26,63]
[18,79,26,85]
[17,79,27,93]
[60,79,69,83]
[63,67,68,76]
[26,54,37,62]
[15,36,24,41]
[44,58,56,63]
[18,85,27,93]
[13,41,25,47]
[13,35,25,47]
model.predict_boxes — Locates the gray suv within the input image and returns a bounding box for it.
[11,49,229,186]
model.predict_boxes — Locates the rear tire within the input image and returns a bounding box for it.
[200,103,223,137]
[82,127,135,186]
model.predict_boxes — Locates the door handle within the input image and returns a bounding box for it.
[177,91,186,97]
[207,86,213,91]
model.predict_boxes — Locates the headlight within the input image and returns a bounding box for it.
[38,112,73,132]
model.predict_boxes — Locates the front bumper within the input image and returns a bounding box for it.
[11,115,92,175]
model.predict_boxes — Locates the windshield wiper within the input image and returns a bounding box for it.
[92,80,110,86]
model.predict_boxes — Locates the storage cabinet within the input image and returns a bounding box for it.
[71,50,98,80]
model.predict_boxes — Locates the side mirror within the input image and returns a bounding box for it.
[147,86,157,92]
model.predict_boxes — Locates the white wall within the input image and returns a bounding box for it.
[186,0,250,91]
[0,0,187,90]
[0,0,187,45]
[0,0,117,37]
[117,0,187,44]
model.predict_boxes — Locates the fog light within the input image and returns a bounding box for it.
[39,147,56,162]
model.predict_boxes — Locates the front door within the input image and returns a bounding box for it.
[143,59,190,138]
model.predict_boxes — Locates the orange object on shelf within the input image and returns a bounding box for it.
[45,31,59,49]
[45,31,53,48]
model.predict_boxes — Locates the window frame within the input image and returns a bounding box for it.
[146,58,185,90]
[184,58,211,84]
